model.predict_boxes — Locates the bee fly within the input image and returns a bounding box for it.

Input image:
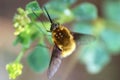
[43,7,95,80]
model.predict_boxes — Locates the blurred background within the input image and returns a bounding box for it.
[0,0,120,80]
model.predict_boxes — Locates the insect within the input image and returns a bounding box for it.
[42,7,95,80]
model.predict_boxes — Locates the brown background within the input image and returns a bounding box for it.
[0,0,120,80]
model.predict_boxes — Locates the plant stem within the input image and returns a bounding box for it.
[15,48,27,62]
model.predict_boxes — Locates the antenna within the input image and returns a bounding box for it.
[43,7,53,24]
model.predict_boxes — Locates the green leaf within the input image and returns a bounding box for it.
[20,34,31,49]
[13,36,21,46]
[27,45,50,72]
[101,28,120,54]
[72,22,94,34]
[103,1,120,24]
[45,1,75,24]
[58,9,74,24]
[25,1,42,19]
[45,1,67,19]
[50,0,77,7]
[72,2,97,21]
[79,40,110,74]
[13,35,31,48]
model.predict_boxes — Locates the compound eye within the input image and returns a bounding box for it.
[51,23,60,31]
[54,23,59,27]
[54,24,57,26]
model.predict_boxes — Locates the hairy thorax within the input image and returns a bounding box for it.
[52,26,76,58]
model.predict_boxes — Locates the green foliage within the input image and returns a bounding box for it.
[101,0,120,54]
[72,22,94,34]
[27,45,50,72]
[72,2,97,21]
[80,40,110,74]
[43,0,77,24]
[101,27,120,53]
[13,7,40,48]
[103,0,120,24]
[26,1,42,19]
[6,0,120,79]
[50,0,77,7]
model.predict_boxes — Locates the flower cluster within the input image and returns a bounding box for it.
[14,8,31,35]
[6,62,23,79]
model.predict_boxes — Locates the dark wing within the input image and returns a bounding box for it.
[71,32,96,46]
[48,45,62,80]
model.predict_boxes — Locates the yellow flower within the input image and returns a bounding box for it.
[6,62,23,79]
[13,8,31,36]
